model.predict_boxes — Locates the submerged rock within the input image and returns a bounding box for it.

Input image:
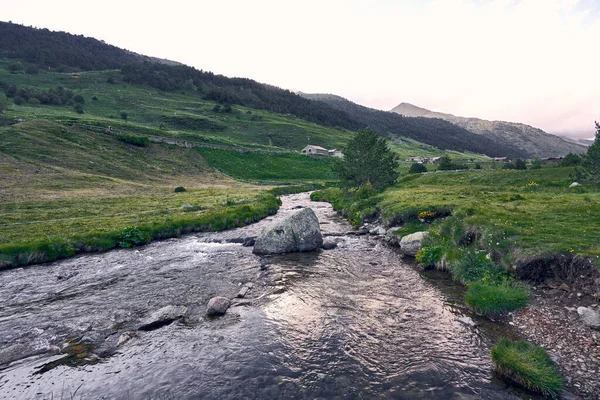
[138,305,187,331]
[207,297,231,317]
[457,317,477,327]
[117,331,138,346]
[577,307,600,329]
[253,208,323,255]
[399,231,429,256]
[322,238,338,250]
[0,343,28,365]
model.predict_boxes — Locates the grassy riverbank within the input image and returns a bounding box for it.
[311,166,600,314]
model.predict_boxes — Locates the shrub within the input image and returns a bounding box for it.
[465,281,528,314]
[13,96,25,105]
[491,338,563,398]
[474,163,482,169]
[173,186,187,193]
[73,104,84,114]
[117,226,150,248]
[450,250,495,284]
[120,111,128,121]
[116,134,150,147]
[415,245,444,267]
[409,163,428,173]
[92,96,98,101]
[27,97,41,105]
[25,65,39,75]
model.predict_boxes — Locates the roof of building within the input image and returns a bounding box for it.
[302,145,328,151]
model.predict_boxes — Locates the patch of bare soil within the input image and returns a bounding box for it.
[511,254,600,399]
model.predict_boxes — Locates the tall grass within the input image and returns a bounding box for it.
[491,338,563,398]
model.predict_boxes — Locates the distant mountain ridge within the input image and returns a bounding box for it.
[391,102,586,158]
[301,93,528,158]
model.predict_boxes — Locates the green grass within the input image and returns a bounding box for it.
[0,193,281,270]
[380,168,600,257]
[198,148,337,183]
[465,282,529,314]
[491,338,564,398]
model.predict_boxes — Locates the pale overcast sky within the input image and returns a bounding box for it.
[3,0,599,137]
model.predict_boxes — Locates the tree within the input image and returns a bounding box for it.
[0,93,9,113]
[333,128,399,189]
[560,153,582,167]
[514,159,527,170]
[409,163,428,173]
[437,155,454,171]
[573,121,600,185]
[120,111,128,122]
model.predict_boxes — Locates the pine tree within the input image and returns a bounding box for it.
[333,128,399,189]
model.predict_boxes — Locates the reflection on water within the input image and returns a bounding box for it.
[0,193,518,399]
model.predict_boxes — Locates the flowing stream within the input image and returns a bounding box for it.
[0,193,524,399]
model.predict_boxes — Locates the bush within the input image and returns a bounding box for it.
[409,163,428,173]
[474,163,482,169]
[25,65,39,75]
[117,226,150,248]
[73,104,84,114]
[13,96,25,106]
[465,281,528,314]
[116,134,150,147]
[491,338,563,398]
[450,250,495,284]
[415,245,444,267]
[173,186,187,193]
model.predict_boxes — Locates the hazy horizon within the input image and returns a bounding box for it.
[3,0,599,138]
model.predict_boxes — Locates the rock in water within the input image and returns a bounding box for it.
[253,208,323,255]
[207,297,231,316]
[0,343,28,365]
[577,307,600,329]
[399,231,429,256]
[322,238,338,250]
[138,305,187,331]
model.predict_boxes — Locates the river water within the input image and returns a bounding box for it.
[0,193,522,399]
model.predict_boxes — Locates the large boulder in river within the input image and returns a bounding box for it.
[253,208,323,255]
[399,231,429,256]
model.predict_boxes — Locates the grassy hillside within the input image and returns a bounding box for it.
[197,148,337,183]
[0,61,353,151]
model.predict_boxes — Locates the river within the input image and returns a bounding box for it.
[0,193,525,399]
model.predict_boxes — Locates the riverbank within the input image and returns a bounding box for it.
[0,192,520,399]
[310,169,600,398]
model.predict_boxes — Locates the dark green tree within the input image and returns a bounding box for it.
[437,155,454,171]
[559,153,582,167]
[333,128,399,189]
[573,121,600,185]
[514,159,527,170]
[0,93,9,113]
[409,162,428,173]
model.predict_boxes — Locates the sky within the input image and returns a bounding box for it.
[3,0,599,138]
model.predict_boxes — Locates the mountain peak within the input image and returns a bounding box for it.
[391,102,432,117]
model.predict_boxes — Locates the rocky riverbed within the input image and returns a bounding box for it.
[0,192,543,399]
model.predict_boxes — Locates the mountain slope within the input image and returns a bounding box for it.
[301,93,528,158]
[391,102,586,158]
[0,21,179,70]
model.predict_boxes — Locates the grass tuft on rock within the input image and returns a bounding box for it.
[491,338,563,398]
